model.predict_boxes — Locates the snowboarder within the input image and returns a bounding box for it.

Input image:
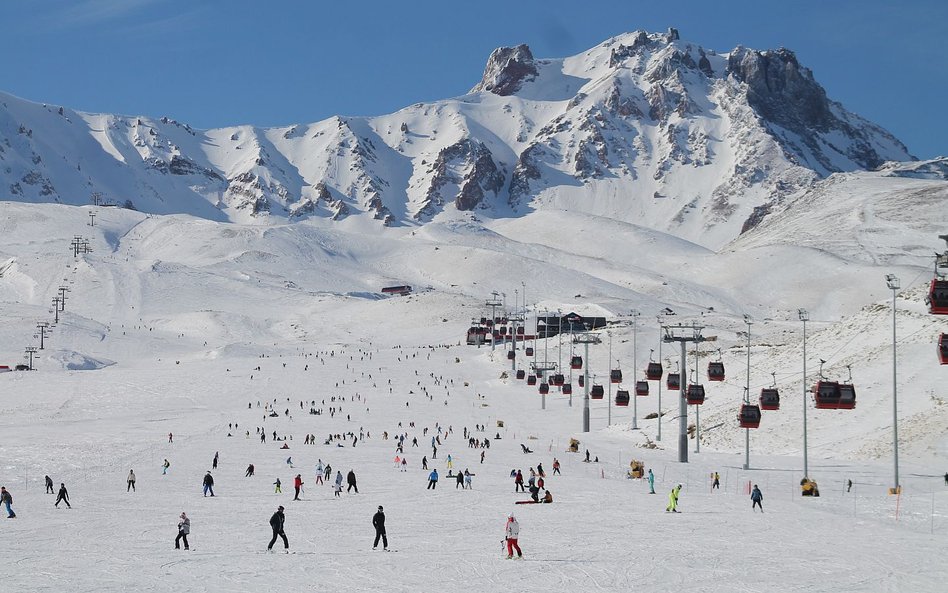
[1,486,15,518]
[55,483,71,508]
[666,484,681,512]
[212,452,219,470]
[293,475,303,500]
[427,469,438,490]
[647,469,655,494]
[274,478,282,494]
[245,464,255,477]
[372,505,388,550]
[203,472,215,497]
[505,514,522,559]
[267,506,288,552]
[347,470,358,494]
[45,475,54,494]
[751,485,763,512]
[712,472,720,489]
[127,470,136,492]
[175,512,190,550]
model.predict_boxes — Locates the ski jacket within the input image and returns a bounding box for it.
[1,490,11,504]
[669,486,680,504]
[178,516,190,534]
[751,487,763,502]
[203,474,214,486]
[270,510,285,531]
[429,470,438,482]
[335,472,343,485]
[57,486,69,500]
[347,471,357,485]
[505,519,519,539]
[128,471,136,483]
[294,476,303,488]
[373,511,386,531]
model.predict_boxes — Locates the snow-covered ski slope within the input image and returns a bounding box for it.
[0,164,946,591]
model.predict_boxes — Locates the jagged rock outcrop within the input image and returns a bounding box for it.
[470,44,538,96]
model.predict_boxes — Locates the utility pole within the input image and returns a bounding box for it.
[71,236,83,257]
[35,322,50,350]
[533,308,555,411]
[91,191,102,206]
[51,296,61,324]
[799,308,810,479]
[885,274,901,493]
[631,310,639,429]
[663,323,707,463]
[25,346,38,370]
[743,315,752,470]
[694,343,700,454]
[486,292,501,351]
[89,210,96,227]
[656,316,663,441]
[574,331,601,432]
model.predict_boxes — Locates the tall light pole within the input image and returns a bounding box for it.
[743,314,752,470]
[885,274,901,493]
[607,331,613,426]
[631,310,639,430]
[799,308,809,479]
[656,316,663,441]
[574,331,601,432]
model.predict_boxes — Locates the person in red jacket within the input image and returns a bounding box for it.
[293,474,303,501]
[514,470,524,492]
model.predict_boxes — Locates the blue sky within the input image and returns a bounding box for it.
[2,0,945,158]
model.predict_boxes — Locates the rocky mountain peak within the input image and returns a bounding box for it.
[470,44,538,96]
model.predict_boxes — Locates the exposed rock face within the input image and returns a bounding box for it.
[470,44,538,96]
[418,139,504,218]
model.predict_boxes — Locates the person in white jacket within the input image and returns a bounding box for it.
[175,512,190,550]
[505,514,522,559]
[127,470,136,492]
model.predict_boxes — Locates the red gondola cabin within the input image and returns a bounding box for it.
[939,333,948,365]
[812,381,841,409]
[525,347,534,357]
[666,373,680,390]
[527,375,537,386]
[738,404,762,428]
[686,384,705,405]
[837,383,856,410]
[635,381,649,396]
[610,369,622,384]
[645,362,663,381]
[707,362,725,382]
[759,388,780,410]
[507,350,515,360]
[590,384,604,399]
[929,279,948,314]
[578,375,585,388]
[615,390,630,406]
[553,374,565,386]
[516,369,525,380]
[539,382,550,395]
[571,356,583,370]
[562,383,572,395]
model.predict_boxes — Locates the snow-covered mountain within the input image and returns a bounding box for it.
[0,28,915,249]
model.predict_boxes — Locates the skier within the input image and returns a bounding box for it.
[847,479,853,493]
[212,452,219,470]
[274,478,282,494]
[1,486,15,518]
[401,458,408,472]
[712,472,720,489]
[162,459,170,475]
[422,456,428,470]
[585,449,591,463]
[45,475,54,494]
[175,512,190,550]
[267,505,289,552]
[647,469,655,494]
[203,471,215,497]
[55,483,71,508]
[168,432,173,443]
[334,471,344,492]
[427,468,438,490]
[536,463,545,478]
[751,484,763,512]
[552,458,561,475]
[372,505,388,550]
[666,484,682,512]
[514,470,524,492]
[245,464,255,477]
[347,470,358,494]
[127,470,136,492]
[464,469,472,489]
[293,474,303,501]
[446,454,453,470]
[286,457,293,468]
[456,471,464,489]
[504,514,522,559]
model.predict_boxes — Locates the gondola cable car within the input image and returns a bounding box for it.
[539,382,550,395]
[759,372,780,410]
[837,365,857,410]
[635,380,649,396]
[562,382,573,395]
[590,384,604,399]
[553,373,565,386]
[610,367,623,384]
[516,369,525,380]
[928,236,948,315]
[812,360,841,409]
[686,383,705,405]
[571,355,583,370]
[615,389,630,407]
[645,361,663,381]
[707,351,725,382]
[939,333,948,365]
[739,402,762,429]
[527,374,537,386]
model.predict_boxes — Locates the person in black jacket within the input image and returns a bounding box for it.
[45,475,54,494]
[268,506,288,552]
[203,472,215,497]
[347,470,358,494]
[55,483,71,508]
[372,505,387,550]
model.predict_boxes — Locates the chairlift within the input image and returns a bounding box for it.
[635,380,649,396]
[562,382,572,395]
[515,369,525,380]
[645,362,663,381]
[610,368,622,384]
[571,356,583,370]
[553,373,565,386]
[939,333,948,365]
[686,384,705,405]
[527,375,537,386]
[666,373,680,390]
[590,384,604,399]
[539,382,550,395]
[738,404,762,428]
[615,390,630,407]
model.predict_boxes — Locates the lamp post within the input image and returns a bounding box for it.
[743,315,752,470]
[607,331,613,426]
[885,274,901,493]
[798,308,809,479]
[631,310,639,430]
[656,316,663,441]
